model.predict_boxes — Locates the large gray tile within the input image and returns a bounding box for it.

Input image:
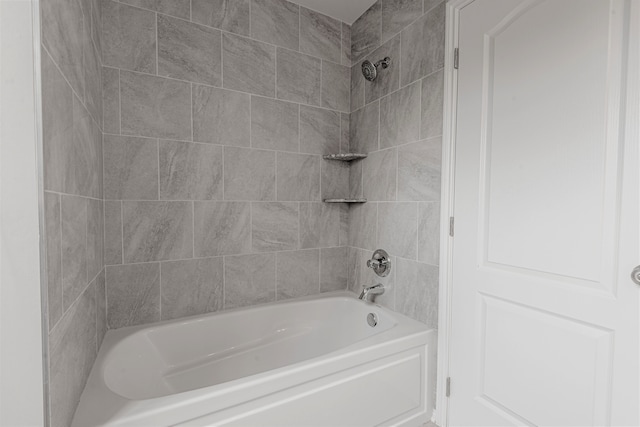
[102,0,156,73]
[120,0,190,19]
[251,96,299,152]
[252,202,298,252]
[363,148,397,201]
[42,50,73,193]
[339,205,349,246]
[70,96,102,199]
[321,61,350,112]
[320,247,348,292]
[103,135,158,200]
[49,284,96,427]
[45,192,63,330]
[120,72,191,139]
[277,249,320,300]
[350,100,379,153]
[192,0,250,36]
[222,33,276,96]
[400,2,445,86]
[300,7,341,63]
[300,202,341,249]
[341,23,351,66]
[251,0,299,50]
[87,198,104,281]
[340,113,350,153]
[350,62,365,112]
[193,85,250,147]
[41,0,85,98]
[397,137,441,201]
[421,69,444,139]
[224,253,276,309]
[351,0,381,63]
[423,0,443,13]
[396,258,438,327]
[104,201,122,265]
[83,33,102,128]
[300,105,340,155]
[348,160,363,199]
[158,15,222,86]
[224,147,275,200]
[364,35,400,104]
[348,202,377,250]
[277,152,321,201]
[382,0,422,42]
[380,80,421,148]
[106,263,160,328]
[103,67,120,134]
[49,93,101,198]
[418,202,440,265]
[161,257,223,320]
[276,48,321,106]
[95,270,107,348]
[378,202,418,259]
[347,246,363,294]
[90,0,102,59]
[194,201,251,256]
[61,194,87,311]
[160,140,223,200]
[122,201,193,263]
[321,160,349,200]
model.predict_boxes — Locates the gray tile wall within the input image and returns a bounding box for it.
[348,0,444,328]
[101,0,352,331]
[41,0,106,425]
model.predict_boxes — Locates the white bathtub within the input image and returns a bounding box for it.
[72,292,436,426]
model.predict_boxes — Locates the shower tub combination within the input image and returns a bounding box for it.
[72,292,436,426]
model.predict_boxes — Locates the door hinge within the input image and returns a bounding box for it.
[453,48,459,69]
[449,217,454,237]
[446,377,451,397]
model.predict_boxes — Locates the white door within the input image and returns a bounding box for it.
[448,0,639,426]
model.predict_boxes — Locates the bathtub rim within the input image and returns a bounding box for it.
[73,291,434,426]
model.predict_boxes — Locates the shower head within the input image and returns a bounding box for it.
[361,57,391,81]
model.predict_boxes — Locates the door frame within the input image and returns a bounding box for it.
[436,1,640,426]
[435,1,472,424]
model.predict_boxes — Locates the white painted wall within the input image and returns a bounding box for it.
[0,0,46,425]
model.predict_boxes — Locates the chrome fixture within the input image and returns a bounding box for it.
[359,283,385,302]
[632,265,640,286]
[367,249,391,277]
[367,313,378,327]
[361,57,391,81]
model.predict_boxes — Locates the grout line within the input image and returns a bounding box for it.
[111,66,349,114]
[102,244,351,269]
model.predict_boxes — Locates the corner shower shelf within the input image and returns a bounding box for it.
[322,153,367,161]
[323,198,368,203]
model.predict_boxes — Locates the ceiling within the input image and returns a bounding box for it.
[290,0,377,24]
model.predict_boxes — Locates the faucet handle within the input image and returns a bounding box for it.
[367,249,391,277]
